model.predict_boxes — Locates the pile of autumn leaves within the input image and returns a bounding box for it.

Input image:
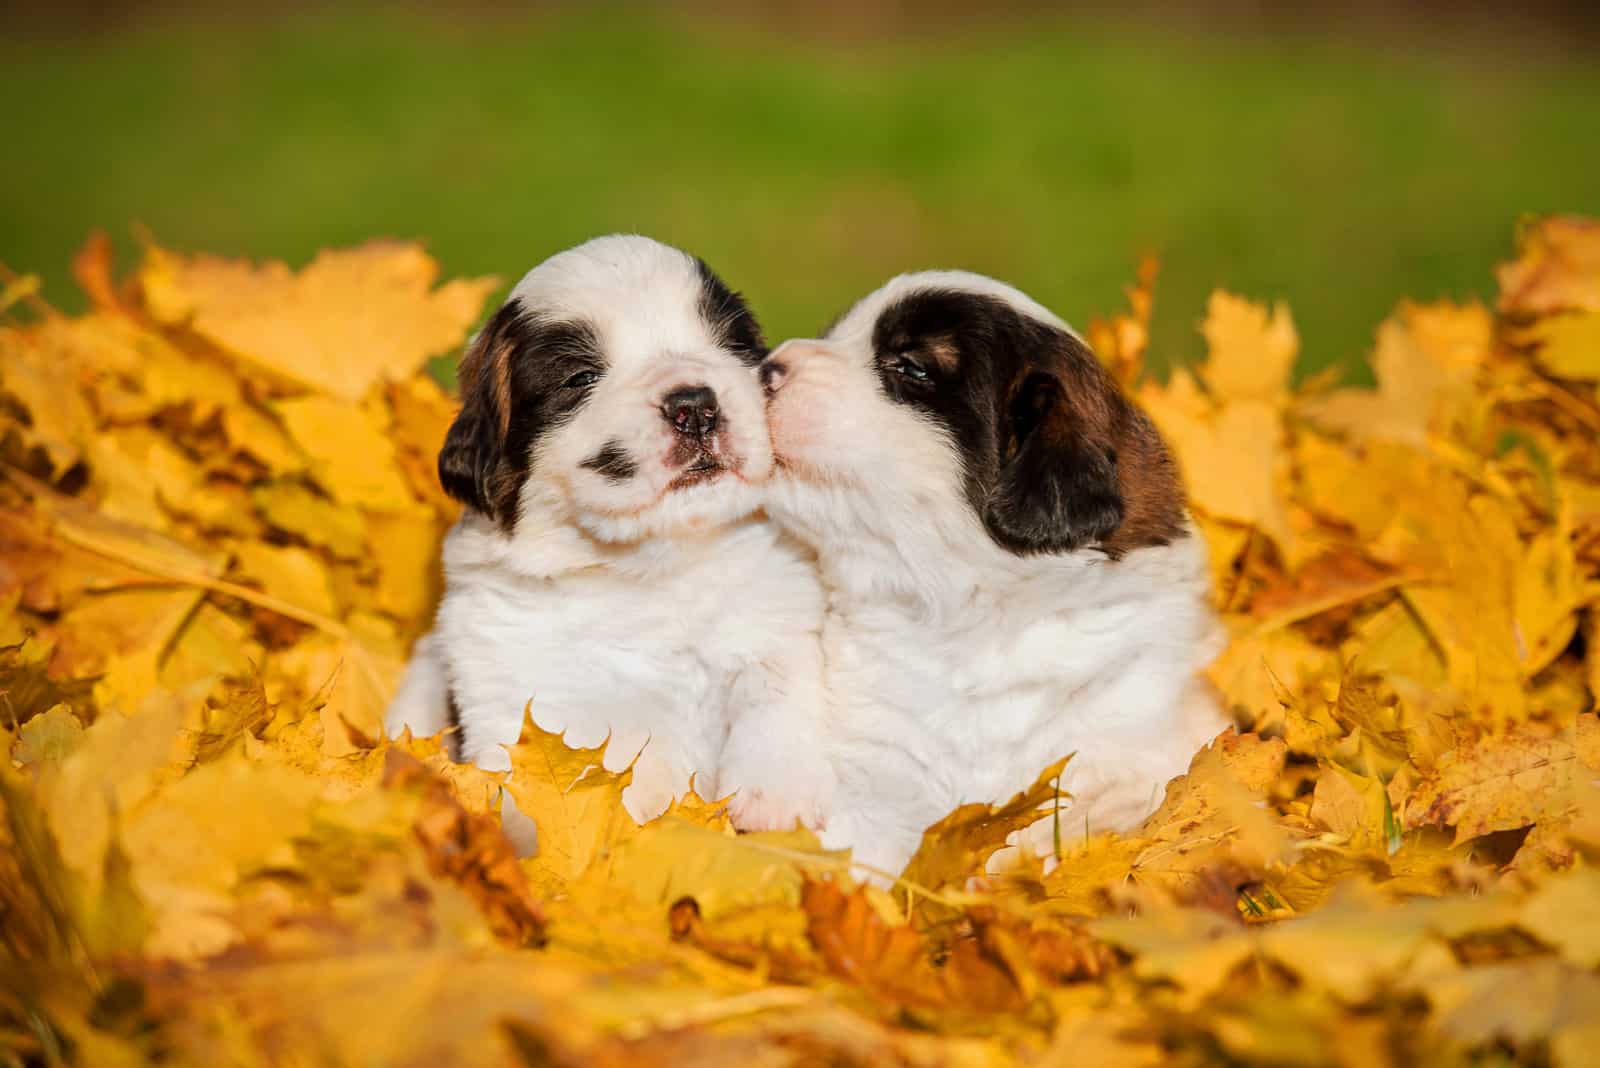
[2,219,1598,1068]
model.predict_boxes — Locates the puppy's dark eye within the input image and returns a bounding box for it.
[563,370,601,390]
[887,358,931,383]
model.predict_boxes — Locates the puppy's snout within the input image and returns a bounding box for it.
[764,340,833,394]
[662,385,719,437]
[759,359,788,395]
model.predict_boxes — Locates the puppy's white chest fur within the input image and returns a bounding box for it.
[430,512,825,823]
[816,535,1223,874]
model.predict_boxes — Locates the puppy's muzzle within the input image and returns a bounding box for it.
[759,358,788,395]
[662,385,719,438]
[761,340,834,395]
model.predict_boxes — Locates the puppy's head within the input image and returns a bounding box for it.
[761,272,1185,559]
[439,235,771,542]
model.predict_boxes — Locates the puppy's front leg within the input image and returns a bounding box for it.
[385,631,454,744]
[719,635,835,833]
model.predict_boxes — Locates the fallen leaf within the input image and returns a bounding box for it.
[1516,866,1600,966]
[1427,958,1600,1050]
[275,396,416,511]
[1404,722,1579,844]
[901,755,1070,893]
[13,703,85,766]
[139,241,498,401]
[1496,215,1600,316]
[802,879,1024,1015]
[1198,292,1298,403]
[1130,731,1293,897]
[252,480,367,560]
[500,713,639,893]
[383,750,546,947]
[1091,906,1252,1005]
[1522,310,1600,381]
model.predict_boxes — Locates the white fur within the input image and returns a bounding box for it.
[758,270,1228,876]
[387,236,832,830]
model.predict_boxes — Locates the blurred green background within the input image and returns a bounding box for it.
[3,4,1597,379]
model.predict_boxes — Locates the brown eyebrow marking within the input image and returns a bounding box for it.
[488,334,513,441]
[456,316,516,443]
[918,336,962,372]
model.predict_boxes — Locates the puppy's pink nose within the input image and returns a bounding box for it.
[763,339,831,394]
[759,358,788,394]
[662,385,719,437]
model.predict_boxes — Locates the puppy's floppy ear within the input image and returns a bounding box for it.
[439,301,522,521]
[984,367,1122,554]
[983,336,1185,558]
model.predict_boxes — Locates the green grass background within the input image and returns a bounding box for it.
[4,8,1597,379]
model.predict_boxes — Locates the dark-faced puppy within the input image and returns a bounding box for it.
[387,236,832,835]
[759,271,1227,876]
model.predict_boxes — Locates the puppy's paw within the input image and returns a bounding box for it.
[818,816,923,886]
[620,747,686,825]
[722,746,835,833]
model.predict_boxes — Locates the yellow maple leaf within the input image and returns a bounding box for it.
[1300,300,1491,446]
[1084,253,1158,389]
[1090,906,1253,1006]
[220,401,308,475]
[32,695,192,902]
[1428,957,1600,1052]
[121,752,322,959]
[387,375,463,515]
[1128,731,1293,898]
[138,241,499,401]
[13,703,84,766]
[1256,889,1453,1002]
[1514,526,1587,676]
[1521,309,1600,383]
[0,326,98,479]
[500,713,639,893]
[900,754,1071,893]
[1518,866,1600,967]
[1403,721,1580,844]
[1496,215,1600,316]
[365,510,444,623]
[275,395,418,511]
[231,540,339,619]
[252,480,367,560]
[1039,833,1143,916]
[160,602,261,694]
[279,628,406,757]
[1142,379,1294,551]
[1198,292,1299,403]
[607,820,837,921]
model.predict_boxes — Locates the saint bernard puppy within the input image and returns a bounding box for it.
[386,236,831,832]
[757,272,1229,876]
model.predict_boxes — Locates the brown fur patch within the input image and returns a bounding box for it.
[1050,353,1185,558]
[922,337,962,373]
[457,328,514,443]
[1102,401,1187,558]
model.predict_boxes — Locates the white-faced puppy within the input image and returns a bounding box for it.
[758,272,1228,875]
[386,236,830,832]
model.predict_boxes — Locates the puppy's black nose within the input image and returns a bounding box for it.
[759,359,788,394]
[662,385,719,437]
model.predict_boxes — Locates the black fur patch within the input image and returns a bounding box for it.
[868,289,1184,558]
[438,298,604,530]
[695,258,767,366]
[869,288,1018,516]
[580,439,638,483]
[444,688,463,761]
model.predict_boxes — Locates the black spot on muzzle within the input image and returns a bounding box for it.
[580,439,638,483]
